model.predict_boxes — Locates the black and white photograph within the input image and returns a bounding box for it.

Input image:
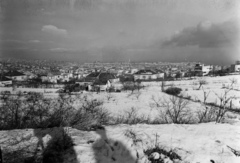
[0,0,240,163]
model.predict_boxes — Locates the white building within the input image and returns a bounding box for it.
[230,61,240,72]
[0,76,12,86]
[194,63,213,76]
[124,68,139,75]
[5,70,28,81]
[133,69,164,81]
[76,71,121,91]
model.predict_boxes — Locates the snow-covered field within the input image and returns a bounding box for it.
[1,122,240,163]
[0,75,240,163]
[84,75,240,119]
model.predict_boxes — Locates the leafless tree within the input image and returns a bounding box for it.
[135,80,143,92]
[0,90,109,130]
[228,78,238,89]
[112,107,150,124]
[196,88,217,123]
[70,97,109,130]
[134,91,141,100]
[24,92,50,128]
[0,91,26,129]
[150,95,162,108]
[213,91,236,123]
[152,95,192,124]
[213,78,239,123]
[199,78,238,123]
[197,78,207,90]
[229,78,238,85]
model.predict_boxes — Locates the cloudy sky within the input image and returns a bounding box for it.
[0,0,239,64]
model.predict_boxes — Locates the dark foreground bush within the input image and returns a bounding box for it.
[144,146,181,163]
[164,87,182,96]
[0,92,110,130]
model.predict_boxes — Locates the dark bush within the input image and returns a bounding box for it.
[0,92,110,130]
[164,87,182,96]
[144,146,181,163]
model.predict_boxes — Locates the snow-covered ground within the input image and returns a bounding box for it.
[172,75,240,109]
[1,122,240,163]
[82,75,240,120]
[0,75,240,162]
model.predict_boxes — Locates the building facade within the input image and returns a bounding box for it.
[194,63,213,76]
[133,69,164,81]
[230,61,240,72]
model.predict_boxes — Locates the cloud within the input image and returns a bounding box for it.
[2,39,25,43]
[29,40,40,43]
[162,19,239,48]
[42,25,68,37]
[50,48,75,52]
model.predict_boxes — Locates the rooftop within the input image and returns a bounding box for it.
[0,76,12,81]
[134,69,157,75]
[5,70,25,76]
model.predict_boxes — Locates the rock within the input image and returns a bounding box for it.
[163,157,173,163]
[149,152,160,160]
[173,159,182,163]
[160,153,166,159]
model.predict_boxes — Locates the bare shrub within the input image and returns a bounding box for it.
[144,146,181,163]
[106,92,114,101]
[144,133,182,163]
[150,95,162,108]
[46,94,75,128]
[198,78,207,90]
[134,91,141,100]
[127,91,141,100]
[196,89,217,123]
[229,78,238,86]
[226,113,237,119]
[24,92,53,128]
[135,80,144,92]
[152,95,193,124]
[122,81,144,93]
[122,83,136,93]
[124,129,142,145]
[70,98,110,130]
[213,78,238,123]
[111,107,151,125]
[0,91,109,130]
[196,78,239,123]
[196,106,217,123]
[213,91,235,123]
[0,91,27,129]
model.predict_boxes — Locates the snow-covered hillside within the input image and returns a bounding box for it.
[1,122,240,163]
[0,75,240,163]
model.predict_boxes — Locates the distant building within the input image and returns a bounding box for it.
[133,69,164,81]
[40,71,74,83]
[4,70,28,81]
[230,61,240,72]
[0,76,12,86]
[23,71,37,79]
[194,63,213,76]
[125,68,139,75]
[76,71,120,91]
